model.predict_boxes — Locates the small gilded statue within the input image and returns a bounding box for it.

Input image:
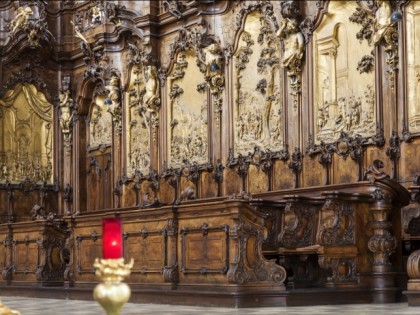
[59,89,74,135]
[106,74,121,108]
[143,65,160,114]
[277,18,304,69]
[9,6,33,34]
[373,0,394,46]
[203,43,223,79]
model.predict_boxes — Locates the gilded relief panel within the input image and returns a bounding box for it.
[406,2,420,132]
[313,1,376,143]
[88,94,112,149]
[167,51,208,167]
[233,11,283,155]
[0,84,53,183]
[126,64,151,177]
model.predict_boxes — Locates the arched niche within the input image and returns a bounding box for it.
[0,83,53,183]
[125,63,154,177]
[313,0,376,143]
[232,9,284,156]
[406,1,420,133]
[87,88,113,151]
[166,49,209,168]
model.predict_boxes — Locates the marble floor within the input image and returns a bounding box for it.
[2,297,420,315]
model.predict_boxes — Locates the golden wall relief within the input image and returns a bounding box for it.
[314,1,376,143]
[167,50,208,168]
[0,84,53,183]
[88,93,112,150]
[233,11,283,156]
[125,63,155,177]
[406,1,420,133]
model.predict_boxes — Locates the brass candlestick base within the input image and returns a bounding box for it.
[0,298,20,315]
[93,258,134,315]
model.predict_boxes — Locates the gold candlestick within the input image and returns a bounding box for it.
[0,298,20,315]
[93,258,134,315]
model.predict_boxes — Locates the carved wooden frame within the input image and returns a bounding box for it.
[180,223,229,275]
[12,236,40,275]
[123,228,167,275]
[76,231,100,274]
[305,1,385,177]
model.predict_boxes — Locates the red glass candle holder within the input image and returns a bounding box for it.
[102,218,123,259]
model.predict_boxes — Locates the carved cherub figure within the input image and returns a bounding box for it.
[91,6,102,24]
[373,0,393,45]
[106,74,121,108]
[9,6,33,34]
[203,43,223,79]
[59,89,74,134]
[277,18,304,68]
[143,65,160,113]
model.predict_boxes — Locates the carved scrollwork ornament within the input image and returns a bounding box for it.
[227,218,286,285]
[288,147,302,188]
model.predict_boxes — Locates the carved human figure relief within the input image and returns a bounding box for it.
[277,18,304,69]
[203,43,223,79]
[406,2,420,132]
[373,0,393,46]
[9,6,33,34]
[167,51,208,167]
[313,1,376,143]
[59,90,74,135]
[126,64,151,177]
[143,65,160,115]
[89,95,112,150]
[233,10,283,155]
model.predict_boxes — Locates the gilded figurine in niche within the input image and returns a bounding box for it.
[106,74,122,124]
[143,65,160,115]
[203,43,223,79]
[277,18,304,69]
[91,6,102,24]
[9,6,33,34]
[59,90,74,136]
[373,0,393,46]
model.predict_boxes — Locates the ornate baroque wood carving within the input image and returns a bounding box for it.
[227,216,286,285]
[314,1,377,143]
[180,223,229,275]
[166,25,220,167]
[227,146,289,193]
[233,1,284,155]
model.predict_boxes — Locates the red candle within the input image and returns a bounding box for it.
[102,218,123,259]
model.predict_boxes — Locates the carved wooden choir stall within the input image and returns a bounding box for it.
[0,0,420,307]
